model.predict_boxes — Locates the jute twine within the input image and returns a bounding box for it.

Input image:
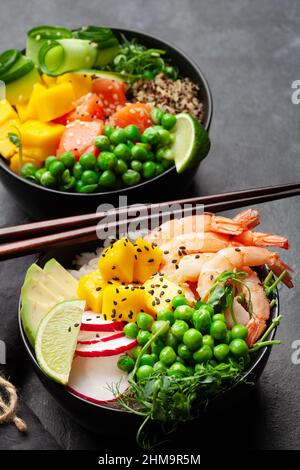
[0,375,27,432]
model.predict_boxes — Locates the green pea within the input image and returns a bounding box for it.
[177,343,193,361]
[131,160,143,172]
[131,143,149,161]
[75,180,85,192]
[94,135,111,151]
[110,128,127,145]
[171,320,189,340]
[123,322,139,339]
[231,324,248,340]
[174,305,194,322]
[144,151,155,161]
[157,128,172,146]
[159,346,176,366]
[151,340,164,357]
[183,328,203,351]
[129,345,142,360]
[21,162,38,179]
[115,159,128,175]
[162,157,174,169]
[202,335,214,349]
[229,339,249,357]
[137,329,152,346]
[193,345,213,363]
[212,314,226,323]
[172,295,188,309]
[113,143,131,161]
[73,162,83,179]
[153,361,167,373]
[155,163,164,175]
[159,148,175,161]
[161,113,177,130]
[193,310,211,333]
[122,169,141,186]
[214,344,230,362]
[140,354,156,367]
[59,151,75,168]
[157,309,174,325]
[34,168,46,183]
[151,320,169,339]
[81,170,98,185]
[78,183,98,193]
[167,362,188,378]
[164,65,178,79]
[99,170,116,188]
[141,127,159,145]
[143,69,154,80]
[137,312,154,330]
[142,161,156,179]
[225,330,232,345]
[117,354,135,372]
[79,153,97,170]
[197,304,214,318]
[61,170,76,190]
[45,156,57,170]
[136,365,153,381]
[97,151,117,171]
[166,331,179,349]
[40,171,57,188]
[150,108,163,125]
[210,320,227,340]
[124,124,141,141]
[104,125,114,138]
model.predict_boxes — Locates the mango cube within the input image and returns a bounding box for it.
[57,73,92,99]
[98,238,135,284]
[20,120,65,161]
[144,273,184,316]
[0,118,21,159]
[77,270,105,313]
[41,74,57,87]
[16,83,46,122]
[133,237,163,283]
[102,284,149,322]
[0,100,17,125]
[35,83,76,122]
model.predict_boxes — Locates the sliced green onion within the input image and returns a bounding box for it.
[0,55,35,84]
[0,49,21,77]
[26,25,72,64]
[38,39,98,76]
[73,26,119,49]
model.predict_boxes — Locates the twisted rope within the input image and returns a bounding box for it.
[0,375,27,432]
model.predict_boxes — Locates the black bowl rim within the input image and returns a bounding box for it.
[18,259,278,414]
[0,26,213,198]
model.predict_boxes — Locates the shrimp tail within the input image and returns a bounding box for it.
[209,215,248,236]
[246,317,267,347]
[233,209,260,230]
[268,253,294,288]
[233,231,290,250]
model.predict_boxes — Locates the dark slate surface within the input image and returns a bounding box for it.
[0,0,300,450]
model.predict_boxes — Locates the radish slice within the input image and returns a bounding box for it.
[68,354,128,403]
[80,311,124,332]
[76,335,136,357]
[77,331,124,345]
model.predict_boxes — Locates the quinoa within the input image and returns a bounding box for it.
[130,73,204,122]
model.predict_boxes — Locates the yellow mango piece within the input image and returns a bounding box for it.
[35,83,76,122]
[41,74,57,87]
[144,273,184,316]
[98,238,135,284]
[0,100,17,125]
[133,237,163,283]
[0,118,21,159]
[102,284,149,322]
[77,270,105,313]
[57,73,92,99]
[15,101,29,122]
[18,83,46,121]
[20,120,65,162]
[10,153,41,174]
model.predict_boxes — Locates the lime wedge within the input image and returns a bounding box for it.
[35,300,85,385]
[170,113,211,173]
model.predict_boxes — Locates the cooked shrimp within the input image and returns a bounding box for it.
[232,230,289,249]
[197,245,293,298]
[223,268,271,346]
[145,209,260,245]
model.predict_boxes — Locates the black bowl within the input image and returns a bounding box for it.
[18,240,279,437]
[0,28,212,220]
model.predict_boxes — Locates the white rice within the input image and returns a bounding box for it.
[68,246,104,279]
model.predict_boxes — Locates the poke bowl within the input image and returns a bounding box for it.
[0,26,212,219]
[18,209,291,443]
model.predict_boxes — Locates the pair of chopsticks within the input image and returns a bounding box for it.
[0,181,299,261]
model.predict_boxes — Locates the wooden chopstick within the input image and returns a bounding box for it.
[0,181,299,243]
[0,184,299,261]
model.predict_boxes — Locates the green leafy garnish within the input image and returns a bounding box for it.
[8,127,23,172]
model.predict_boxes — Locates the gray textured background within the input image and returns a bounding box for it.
[0,0,299,450]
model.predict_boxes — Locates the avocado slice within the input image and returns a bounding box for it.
[73,69,125,83]
[6,66,41,106]
[43,259,78,298]
[26,263,77,299]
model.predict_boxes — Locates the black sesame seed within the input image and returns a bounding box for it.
[121,298,127,302]
[86,318,92,321]
[96,287,101,291]
[149,289,154,295]
[166,299,171,303]
[171,259,177,264]
[148,258,154,263]
[68,326,71,332]
[103,314,107,320]
[137,248,142,252]
[195,255,200,259]
[235,248,241,252]
[163,250,169,255]
[74,323,79,328]
[116,288,120,294]
[113,300,117,306]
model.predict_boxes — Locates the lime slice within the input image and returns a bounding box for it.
[35,300,85,385]
[170,113,211,173]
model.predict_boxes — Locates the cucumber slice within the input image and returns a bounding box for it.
[170,113,211,173]
[26,25,72,64]
[0,55,35,84]
[0,49,21,77]
[94,45,120,67]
